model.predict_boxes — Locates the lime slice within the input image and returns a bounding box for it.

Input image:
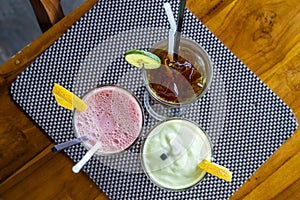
[125,50,161,69]
[52,83,87,112]
[198,159,232,182]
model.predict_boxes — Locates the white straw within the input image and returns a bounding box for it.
[164,3,177,57]
[72,141,101,173]
[168,29,176,58]
[164,3,176,30]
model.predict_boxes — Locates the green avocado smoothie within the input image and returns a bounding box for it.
[141,118,213,191]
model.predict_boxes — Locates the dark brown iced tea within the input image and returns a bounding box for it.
[146,48,205,104]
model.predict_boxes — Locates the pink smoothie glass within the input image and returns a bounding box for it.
[73,85,144,155]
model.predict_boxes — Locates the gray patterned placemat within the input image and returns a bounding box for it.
[11,0,297,199]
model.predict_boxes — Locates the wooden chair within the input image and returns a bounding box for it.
[29,0,65,32]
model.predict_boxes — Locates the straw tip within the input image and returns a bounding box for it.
[163,2,171,7]
[72,166,80,173]
[51,146,58,153]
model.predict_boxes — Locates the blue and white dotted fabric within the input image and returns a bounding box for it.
[11,0,297,199]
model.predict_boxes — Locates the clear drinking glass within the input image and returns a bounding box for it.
[143,37,213,120]
[140,118,213,191]
[73,85,144,155]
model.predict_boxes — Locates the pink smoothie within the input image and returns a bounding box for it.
[73,85,143,154]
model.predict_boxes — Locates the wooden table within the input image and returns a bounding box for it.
[0,0,299,199]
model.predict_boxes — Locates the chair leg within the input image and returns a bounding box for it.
[29,0,64,32]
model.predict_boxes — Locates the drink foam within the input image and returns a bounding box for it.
[74,86,143,154]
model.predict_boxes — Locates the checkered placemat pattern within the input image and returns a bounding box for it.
[11,0,297,199]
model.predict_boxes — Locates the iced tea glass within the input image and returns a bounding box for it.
[143,37,213,120]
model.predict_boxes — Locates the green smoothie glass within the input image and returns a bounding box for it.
[140,118,213,191]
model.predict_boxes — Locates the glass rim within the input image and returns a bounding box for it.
[140,117,214,191]
[143,37,214,108]
[72,84,144,156]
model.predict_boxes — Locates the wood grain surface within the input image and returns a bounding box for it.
[29,0,65,32]
[0,0,299,199]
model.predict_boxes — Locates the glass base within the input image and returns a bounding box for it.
[143,91,187,120]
